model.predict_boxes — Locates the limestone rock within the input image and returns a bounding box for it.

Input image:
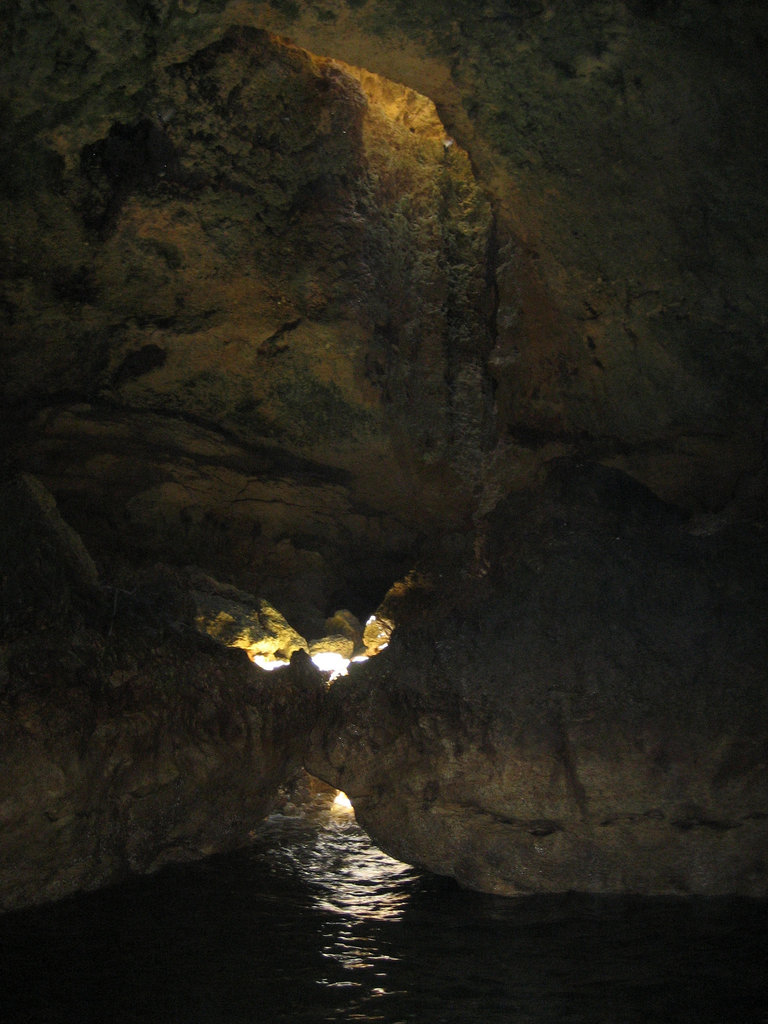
[361,613,393,656]
[3,23,493,618]
[2,0,768,911]
[0,474,101,640]
[192,589,308,662]
[0,628,327,912]
[3,1,767,629]
[361,569,436,654]
[0,482,324,912]
[309,634,355,658]
[306,460,768,897]
[0,630,325,913]
[324,608,363,648]
[270,0,768,516]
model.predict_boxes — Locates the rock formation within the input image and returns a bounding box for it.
[3,18,494,634]
[0,475,325,912]
[307,460,768,897]
[1,1,767,907]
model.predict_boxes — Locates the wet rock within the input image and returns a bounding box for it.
[306,460,768,897]
[2,0,768,911]
[0,630,323,913]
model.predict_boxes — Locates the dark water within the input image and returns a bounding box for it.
[1,794,766,1024]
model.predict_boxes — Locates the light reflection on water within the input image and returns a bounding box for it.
[259,802,418,922]
[0,792,766,1023]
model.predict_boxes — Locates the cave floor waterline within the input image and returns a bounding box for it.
[1,783,766,1024]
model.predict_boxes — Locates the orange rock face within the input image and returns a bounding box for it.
[4,24,495,623]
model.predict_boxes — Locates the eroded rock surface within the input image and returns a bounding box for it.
[0,476,324,912]
[191,571,309,661]
[3,21,493,629]
[2,1,768,910]
[3,2,766,621]
[256,0,768,516]
[307,460,768,897]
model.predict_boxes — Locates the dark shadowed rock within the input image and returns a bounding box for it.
[0,476,324,912]
[0,473,100,630]
[306,460,768,897]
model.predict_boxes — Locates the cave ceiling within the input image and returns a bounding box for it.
[2,0,766,628]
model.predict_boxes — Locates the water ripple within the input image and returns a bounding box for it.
[0,790,765,1023]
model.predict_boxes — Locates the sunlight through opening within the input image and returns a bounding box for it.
[332,790,353,812]
[310,650,351,680]
[251,654,290,672]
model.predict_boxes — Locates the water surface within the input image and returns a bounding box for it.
[1,794,765,1023]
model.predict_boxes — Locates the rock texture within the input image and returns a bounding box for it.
[0,476,323,912]
[191,570,309,661]
[3,16,494,630]
[1,1,767,908]
[254,0,768,516]
[2,1,766,622]
[307,460,768,897]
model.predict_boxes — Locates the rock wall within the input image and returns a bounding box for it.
[1,461,765,907]
[2,1,767,908]
[3,13,495,629]
[3,1,766,614]
[306,460,768,897]
[0,475,323,912]
[252,0,768,515]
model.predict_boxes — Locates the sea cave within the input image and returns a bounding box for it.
[1,1,766,1020]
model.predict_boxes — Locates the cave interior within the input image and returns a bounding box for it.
[1,0,767,914]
